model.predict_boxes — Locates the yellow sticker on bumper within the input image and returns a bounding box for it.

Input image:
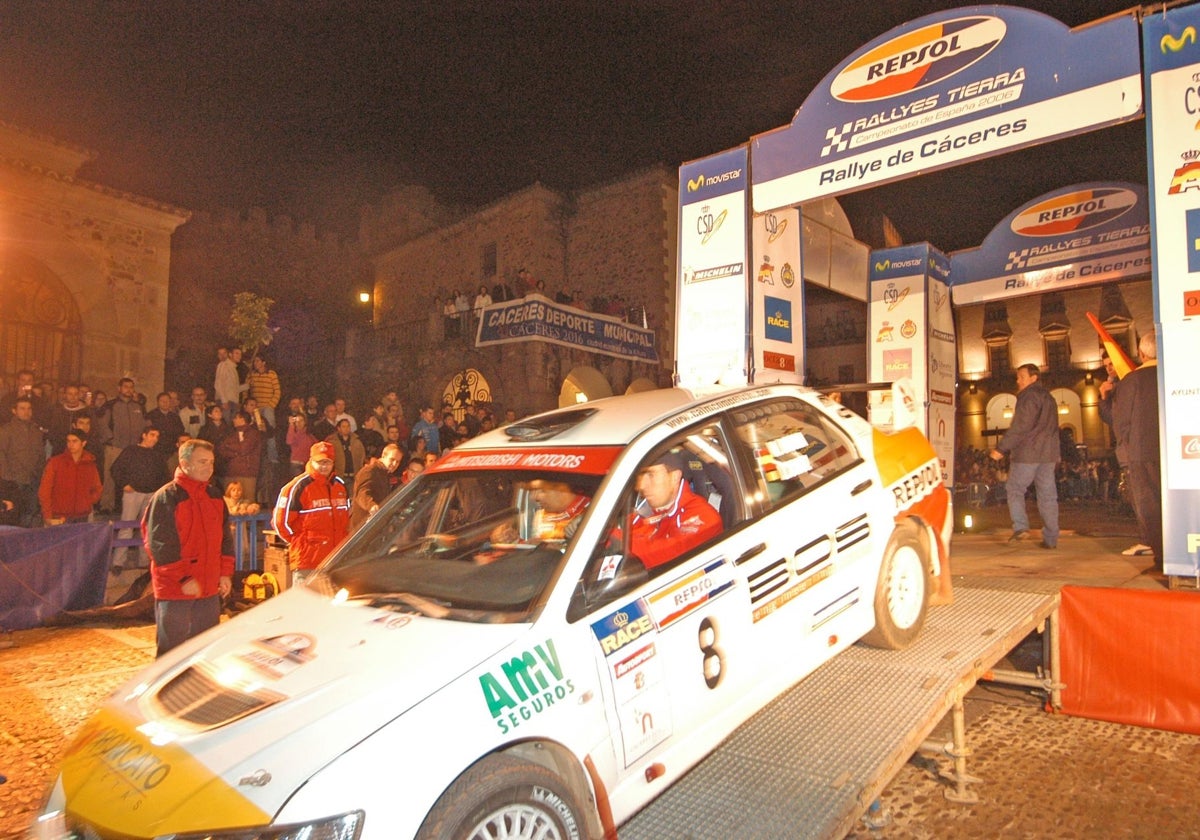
[61,706,270,836]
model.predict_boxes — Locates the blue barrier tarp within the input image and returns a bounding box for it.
[0,523,111,631]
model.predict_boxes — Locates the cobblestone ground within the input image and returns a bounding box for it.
[845,687,1200,840]
[2,624,1199,839]
[0,625,156,839]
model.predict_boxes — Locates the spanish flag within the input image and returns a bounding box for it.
[1086,312,1135,379]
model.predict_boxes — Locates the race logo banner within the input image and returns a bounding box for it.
[476,294,658,363]
[751,7,1141,211]
[751,207,803,383]
[950,182,1150,305]
[1144,6,1200,577]
[677,146,750,388]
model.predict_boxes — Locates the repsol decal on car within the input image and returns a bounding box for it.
[59,707,270,833]
[478,639,575,734]
[645,559,735,628]
[592,599,656,655]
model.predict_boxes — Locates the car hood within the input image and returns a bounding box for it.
[58,586,529,836]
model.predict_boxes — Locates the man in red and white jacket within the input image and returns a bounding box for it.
[143,438,234,657]
[272,441,350,584]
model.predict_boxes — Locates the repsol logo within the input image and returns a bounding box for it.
[1012,188,1136,237]
[831,16,1006,103]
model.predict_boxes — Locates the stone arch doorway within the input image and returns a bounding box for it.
[0,249,82,390]
[441,367,493,422]
[559,365,613,407]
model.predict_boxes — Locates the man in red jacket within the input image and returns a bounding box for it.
[272,441,350,584]
[38,429,102,524]
[629,449,723,569]
[143,438,233,657]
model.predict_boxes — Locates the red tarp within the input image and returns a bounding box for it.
[1059,585,1200,735]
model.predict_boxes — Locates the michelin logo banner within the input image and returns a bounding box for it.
[477,294,658,363]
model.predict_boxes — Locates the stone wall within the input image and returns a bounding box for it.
[0,121,188,397]
[167,207,369,400]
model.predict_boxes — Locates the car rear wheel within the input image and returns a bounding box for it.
[862,520,928,650]
[417,754,586,840]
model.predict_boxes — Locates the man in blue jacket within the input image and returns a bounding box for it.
[990,363,1060,549]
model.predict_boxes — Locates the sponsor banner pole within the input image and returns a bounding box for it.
[1143,6,1200,578]
[867,244,929,432]
[926,249,956,490]
[750,207,804,383]
[677,147,750,388]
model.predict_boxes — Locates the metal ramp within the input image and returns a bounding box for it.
[618,584,1060,840]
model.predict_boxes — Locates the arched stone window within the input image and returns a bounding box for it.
[0,250,82,388]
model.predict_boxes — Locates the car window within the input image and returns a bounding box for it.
[321,469,599,622]
[573,425,736,616]
[729,397,862,510]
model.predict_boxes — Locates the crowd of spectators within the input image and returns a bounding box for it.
[0,351,515,546]
[955,444,1126,507]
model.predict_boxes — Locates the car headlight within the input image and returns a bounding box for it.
[28,810,364,840]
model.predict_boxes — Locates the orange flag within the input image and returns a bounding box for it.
[1086,312,1135,378]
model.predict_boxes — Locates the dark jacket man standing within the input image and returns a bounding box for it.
[990,363,1060,548]
[1112,331,1162,562]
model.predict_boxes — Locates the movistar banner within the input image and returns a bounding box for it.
[1144,5,1200,578]
[475,294,658,363]
[677,146,750,388]
[950,182,1151,305]
[866,244,956,488]
[751,6,1142,212]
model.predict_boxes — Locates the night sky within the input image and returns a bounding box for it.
[0,0,1144,250]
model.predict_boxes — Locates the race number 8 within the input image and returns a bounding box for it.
[698,616,724,689]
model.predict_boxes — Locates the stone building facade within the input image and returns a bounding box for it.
[0,122,188,398]
[167,207,370,399]
[955,279,1153,462]
[346,167,677,419]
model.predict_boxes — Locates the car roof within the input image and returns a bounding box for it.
[455,384,809,452]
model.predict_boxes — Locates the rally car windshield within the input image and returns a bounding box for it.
[320,469,602,622]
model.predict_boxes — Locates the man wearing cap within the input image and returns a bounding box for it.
[629,449,723,569]
[272,440,350,584]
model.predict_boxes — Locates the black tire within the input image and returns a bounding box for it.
[417,754,587,840]
[862,521,929,650]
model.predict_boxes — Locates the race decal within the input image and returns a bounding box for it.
[592,600,672,765]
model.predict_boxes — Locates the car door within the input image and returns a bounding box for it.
[723,395,883,671]
[569,421,768,818]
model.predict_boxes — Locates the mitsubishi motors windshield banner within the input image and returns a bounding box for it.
[677,147,749,388]
[750,7,1142,212]
[1144,5,1200,578]
[950,182,1151,306]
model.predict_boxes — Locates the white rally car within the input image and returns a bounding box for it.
[34,384,951,840]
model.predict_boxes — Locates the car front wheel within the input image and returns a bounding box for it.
[417,754,587,840]
[862,520,929,650]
